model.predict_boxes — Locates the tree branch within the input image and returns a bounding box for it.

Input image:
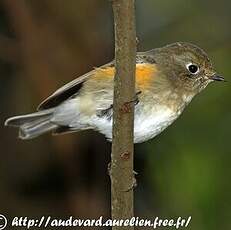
[111,0,136,229]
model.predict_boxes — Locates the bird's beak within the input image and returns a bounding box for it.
[211,74,225,82]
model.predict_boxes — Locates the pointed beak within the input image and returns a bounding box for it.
[211,74,225,82]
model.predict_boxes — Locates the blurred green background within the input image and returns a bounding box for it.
[0,0,230,229]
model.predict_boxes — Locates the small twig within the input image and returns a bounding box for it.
[111,0,136,229]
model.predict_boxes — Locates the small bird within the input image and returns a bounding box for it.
[5,42,224,143]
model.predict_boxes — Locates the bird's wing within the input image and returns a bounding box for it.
[37,51,156,111]
[37,61,114,110]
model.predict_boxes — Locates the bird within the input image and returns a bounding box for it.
[4,42,224,143]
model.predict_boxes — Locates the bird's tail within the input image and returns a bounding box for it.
[4,109,57,140]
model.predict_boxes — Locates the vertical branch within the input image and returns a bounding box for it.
[111,0,136,229]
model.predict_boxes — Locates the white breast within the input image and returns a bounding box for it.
[133,106,178,143]
[87,105,180,143]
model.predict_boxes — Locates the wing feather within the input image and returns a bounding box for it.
[37,62,114,110]
[37,51,156,111]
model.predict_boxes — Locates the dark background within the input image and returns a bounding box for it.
[0,0,230,229]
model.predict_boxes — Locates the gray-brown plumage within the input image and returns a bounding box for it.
[5,42,224,142]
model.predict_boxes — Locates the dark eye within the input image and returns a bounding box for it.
[186,63,199,74]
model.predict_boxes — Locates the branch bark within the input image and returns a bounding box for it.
[111,1,136,229]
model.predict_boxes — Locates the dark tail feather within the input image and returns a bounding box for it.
[5,109,57,139]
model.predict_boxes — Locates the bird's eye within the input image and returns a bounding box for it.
[186,63,199,74]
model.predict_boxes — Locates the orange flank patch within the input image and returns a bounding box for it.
[95,63,158,89]
[135,64,157,88]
